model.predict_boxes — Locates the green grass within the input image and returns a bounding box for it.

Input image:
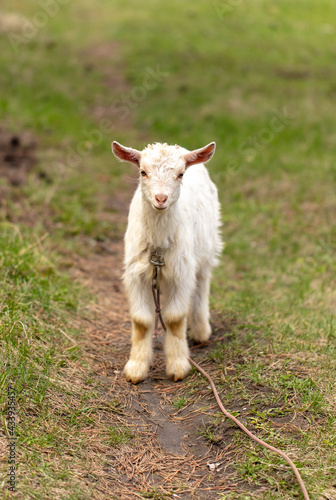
[105,426,134,447]
[0,223,125,498]
[1,0,336,498]
[171,395,189,410]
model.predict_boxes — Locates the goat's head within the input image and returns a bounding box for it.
[112,141,216,211]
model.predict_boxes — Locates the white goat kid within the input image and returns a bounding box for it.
[112,141,222,384]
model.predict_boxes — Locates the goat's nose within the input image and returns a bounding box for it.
[155,193,168,205]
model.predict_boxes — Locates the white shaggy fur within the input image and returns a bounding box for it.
[112,140,223,383]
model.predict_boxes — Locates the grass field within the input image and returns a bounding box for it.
[1,0,336,498]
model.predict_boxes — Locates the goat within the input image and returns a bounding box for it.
[112,141,223,383]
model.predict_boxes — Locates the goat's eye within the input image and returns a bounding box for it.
[140,170,147,177]
[178,173,184,179]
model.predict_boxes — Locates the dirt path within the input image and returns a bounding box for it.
[67,183,247,499]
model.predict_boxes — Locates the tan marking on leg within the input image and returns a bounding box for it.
[166,317,186,338]
[165,316,190,381]
[132,320,148,342]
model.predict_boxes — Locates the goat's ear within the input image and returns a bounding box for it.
[184,142,216,168]
[112,141,141,166]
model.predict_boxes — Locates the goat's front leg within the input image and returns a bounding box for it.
[164,316,191,381]
[124,276,154,384]
[163,275,195,381]
[124,318,154,384]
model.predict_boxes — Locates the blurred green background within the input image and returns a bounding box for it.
[1,1,336,498]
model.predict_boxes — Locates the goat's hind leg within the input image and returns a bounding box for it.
[188,268,212,343]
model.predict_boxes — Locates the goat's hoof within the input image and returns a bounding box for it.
[166,358,191,382]
[124,360,149,384]
[189,324,212,343]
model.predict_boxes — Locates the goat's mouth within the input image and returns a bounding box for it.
[152,204,168,211]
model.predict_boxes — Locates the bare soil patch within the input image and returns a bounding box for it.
[0,128,37,186]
